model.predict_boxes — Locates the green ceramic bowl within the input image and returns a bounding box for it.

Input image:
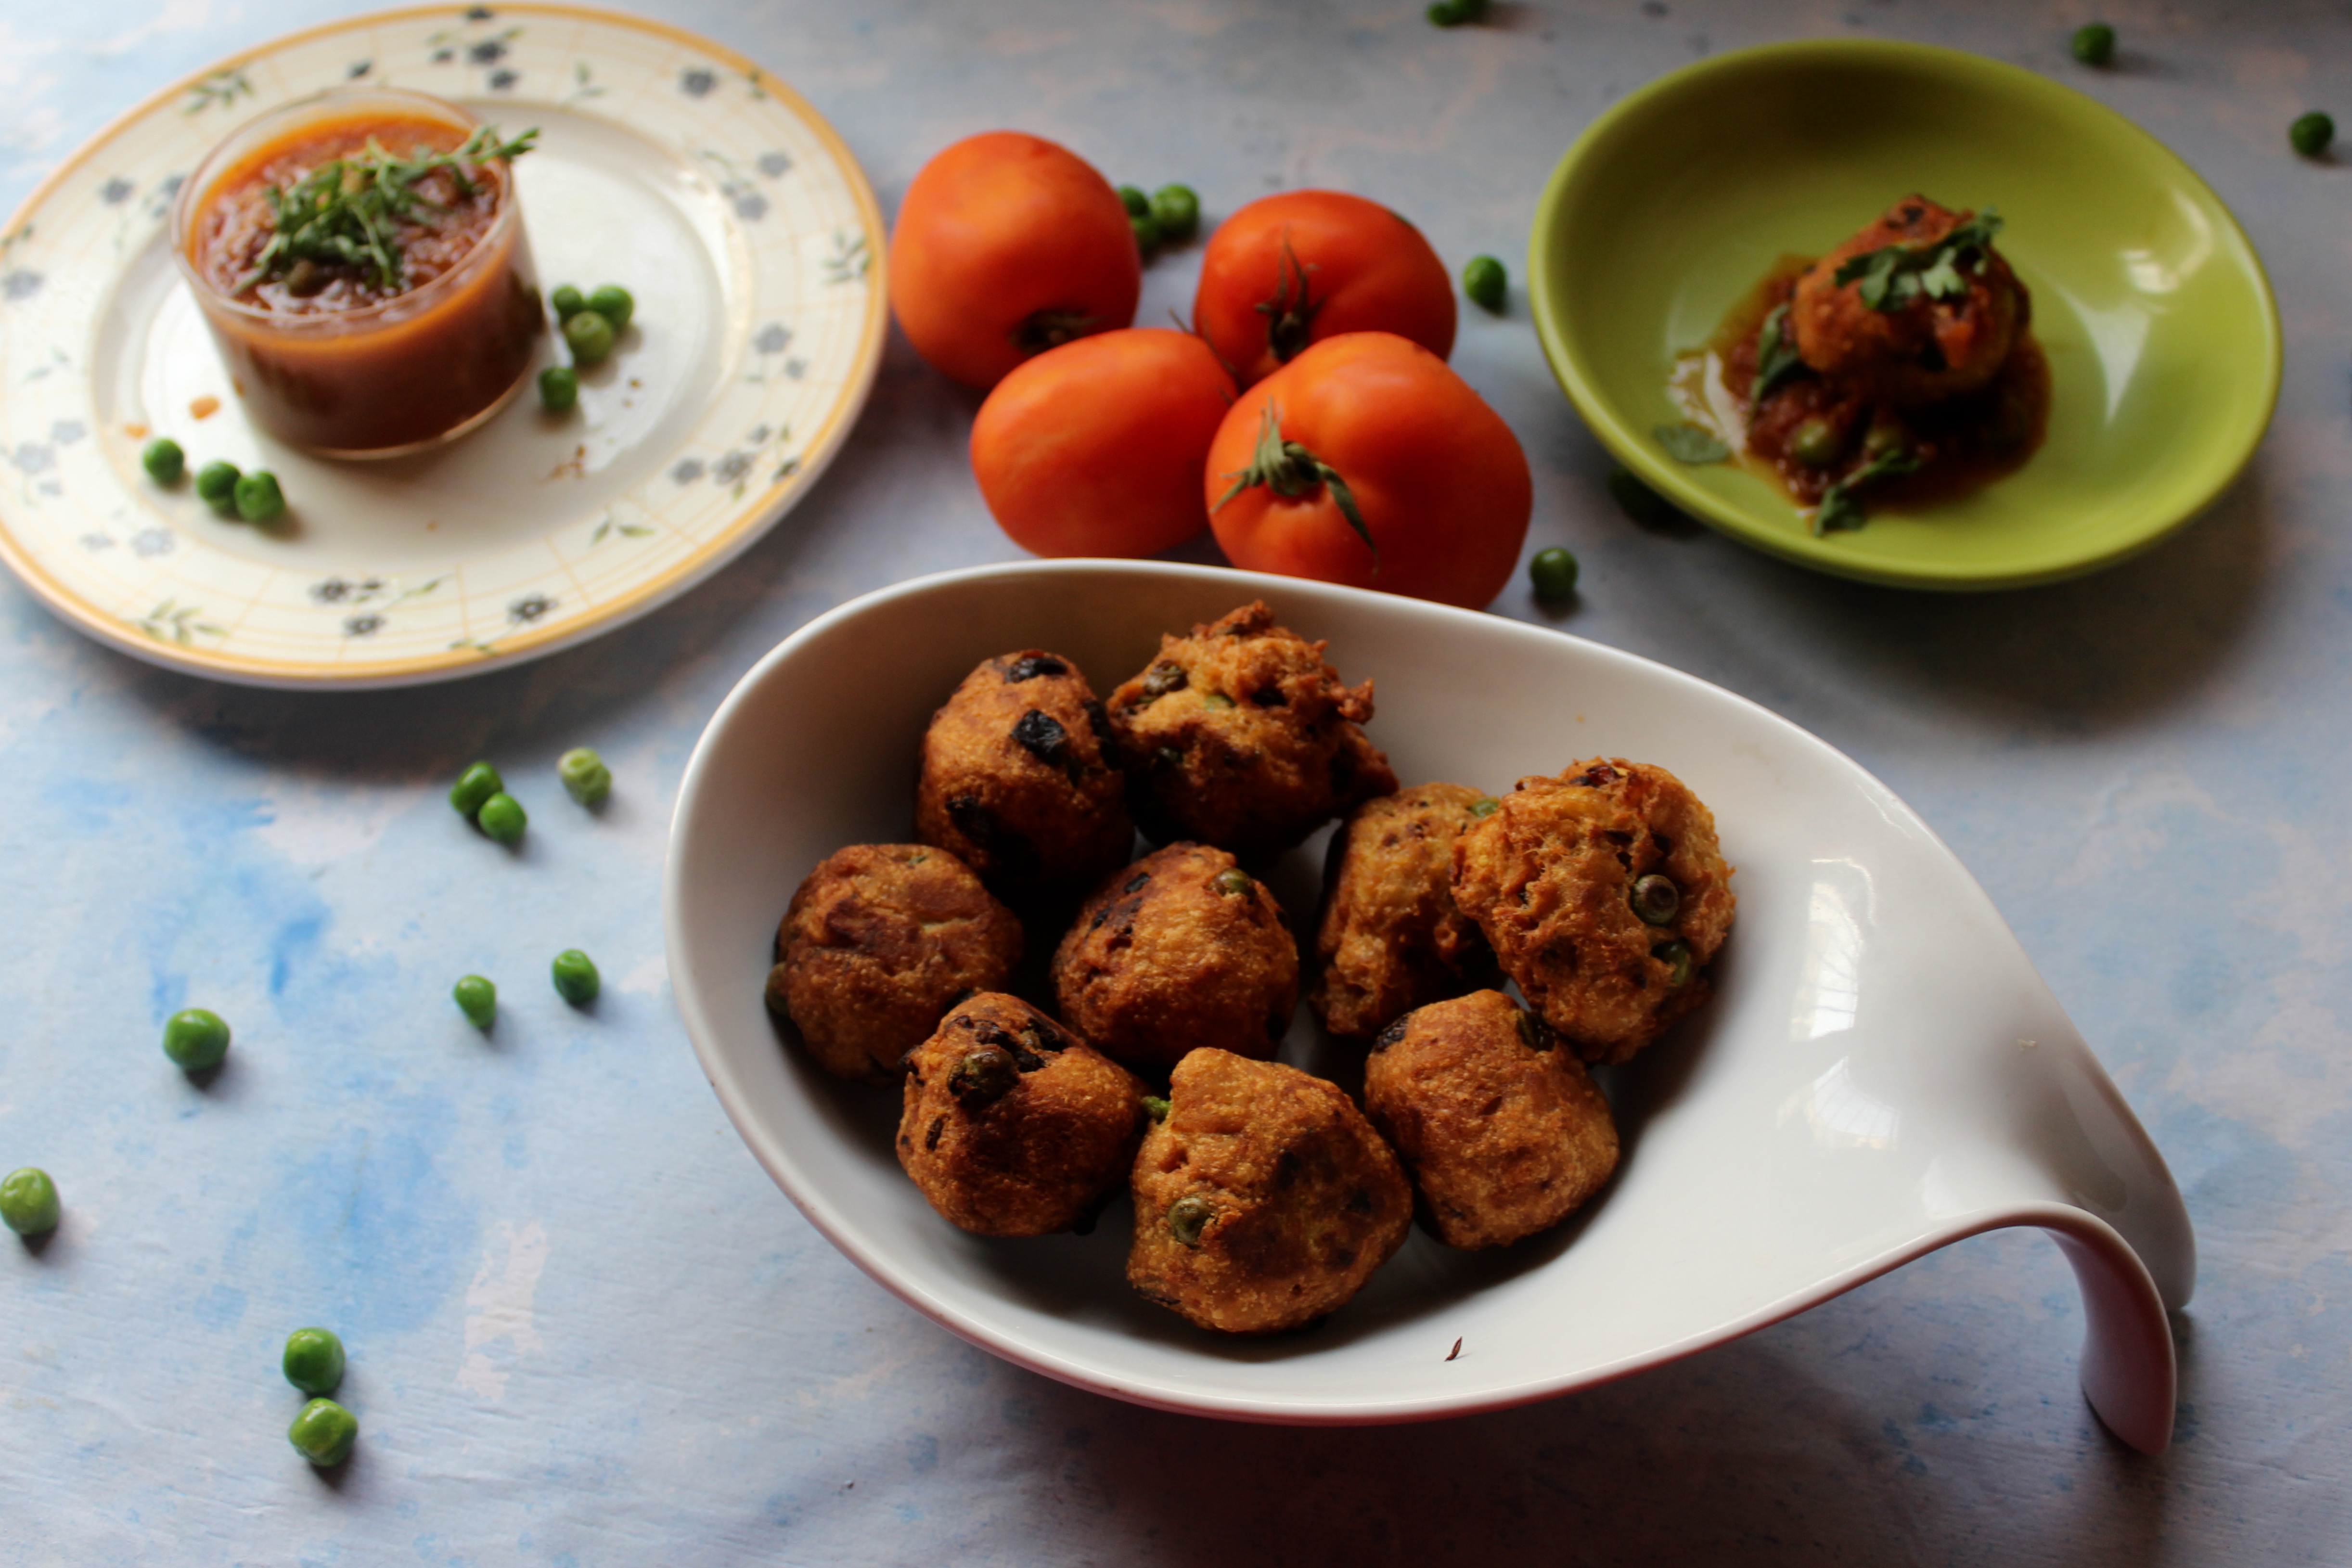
[1528,39,2280,590]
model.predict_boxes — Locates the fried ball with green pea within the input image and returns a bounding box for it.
[1451,758,1735,1065]
[1311,782,1502,1041]
[1127,1048,1411,1335]
[1053,841,1298,1073]
[914,650,1134,901]
[1107,601,1396,863]
[1363,990,1619,1249]
[771,844,1023,1084]
[898,993,1146,1236]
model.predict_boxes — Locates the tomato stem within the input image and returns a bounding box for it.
[1011,307,1099,356]
[1254,230,1322,363]
[1212,402,1378,569]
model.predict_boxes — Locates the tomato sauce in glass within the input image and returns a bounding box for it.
[174,90,543,457]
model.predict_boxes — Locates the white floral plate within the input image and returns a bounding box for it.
[0,3,885,688]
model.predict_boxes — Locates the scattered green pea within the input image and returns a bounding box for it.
[762,962,792,1016]
[450,761,503,819]
[1211,868,1255,898]
[1116,184,1151,219]
[2070,23,2115,65]
[586,284,634,334]
[1862,421,1911,462]
[1788,416,1843,468]
[142,437,186,486]
[2291,111,2335,158]
[557,746,612,808]
[1462,254,1507,313]
[1652,938,1695,989]
[287,1398,359,1468]
[1130,212,1161,255]
[162,1007,231,1071]
[551,283,587,321]
[1629,873,1682,926]
[1529,545,1579,602]
[195,460,241,513]
[563,309,616,365]
[282,1327,346,1396]
[1427,0,1488,26]
[0,1168,60,1237]
[452,975,497,1029]
[234,470,286,523]
[1607,464,1681,528]
[477,792,527,845]
[1149,184,1200,243]
[1467,796,1500,818]
[552,949,601,1006]
[1142,1095,1170,1123]
[1168,1194,1214,1247]
[539,366,579,413]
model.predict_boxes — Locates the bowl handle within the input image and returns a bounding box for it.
[2035,1207,2177,1455]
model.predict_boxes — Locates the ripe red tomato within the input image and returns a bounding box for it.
[1204,332,1529,608]
[972,329,1235,557]
[1192,190,1456,386]
[888,132,1141,389]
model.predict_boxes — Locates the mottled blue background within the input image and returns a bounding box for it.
[3,1,2347,1563]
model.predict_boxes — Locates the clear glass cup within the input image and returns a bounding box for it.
[171,87,543,459]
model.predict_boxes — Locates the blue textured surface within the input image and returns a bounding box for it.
[3,2,2348,1563]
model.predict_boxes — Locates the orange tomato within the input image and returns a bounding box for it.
[1204,332,1529,609]
[972,329,1235,557]
[888,131,1141,389]
[1192,190,1456,386]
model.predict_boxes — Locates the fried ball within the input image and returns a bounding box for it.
[914,649,1134,900]
[769,844,1023,1084]
[1106,601,1397,862]
[1451,758,1735,1066]
[1128,1049,1412,1334]
[1362,990,1619,1249]
[1053,842,1299,1073]
[1311,782,1503,1041]
[1789,194,2028,407]
[898,993,1146,1237]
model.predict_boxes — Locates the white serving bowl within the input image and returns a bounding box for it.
[665,561,2193,1450]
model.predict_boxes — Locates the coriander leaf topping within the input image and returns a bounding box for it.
[1810,448,1923,536]
[238,124,538,296]
[1653,421,1730,464]
[1829,209,2004,314]
[1750,302,1808,404]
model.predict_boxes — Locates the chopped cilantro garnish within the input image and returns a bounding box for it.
[1830,210,2004,314]
[1653,422,1730,464]
[1750,302,1808,404]
[1811,448,1923,535]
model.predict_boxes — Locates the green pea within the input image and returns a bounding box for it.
[1607,464,1681,528]
[1130,212,1161,256]
[763,962,792,1016]
[287,1398,359,1468]
[1651,938,1695,988]
[1462,255,1507,313]
[282,1327,346,1396]
[1142,1095,1170,1123]
[539,366,579,413]
[551,284,587,321]
[1116,184,1151,219]
[1629,873,1681,926]
[1427,0,1484,26]
[557,746,612,807]
[195,460,241,513]
[141,438,185,486]
[1862,421,1911,462]
[563,309,616,365]
[1211,868,1254,898]
[552,949,600,1006]
[1529,545,1579,602]
[452,975,497,1029]
[586,285,634,334]
[1788,416,1843,468]
[162,1007,231,1071]
[477,792,527,844]
[450,761,503,819]
[1167,1194,1214,1247]
[1201,691,1235,710]
[2291,111,2334,158]
[948,1045,1016,1105]
[1467,796,1500,818]
[1149,184,1200,243]
[234,470,286,523]
[2070,23,2115,65]
[0,1168,60,1237]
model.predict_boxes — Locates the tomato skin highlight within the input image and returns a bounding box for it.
[973,329,1235,558]
[1193,190,1457,386]
[1205,332,1530,609]
[889,131,1142,389]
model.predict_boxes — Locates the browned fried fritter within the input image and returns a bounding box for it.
[1451,758,1735,1065]
[1789,194,2028,408]
[1106,601,1397,862]
[1311,783,1502,1041]
[1052,842,1298,1073]
[1128,1049,1411,1334]
[914,649,1135,900]
[768,844,1023,1084]
[897,993,1146,1237]
[1362,990,1619,1249]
